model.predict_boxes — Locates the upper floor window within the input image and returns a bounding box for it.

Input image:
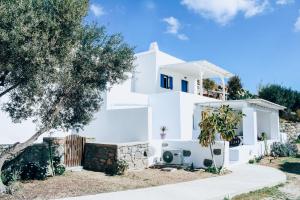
[160,74,173,89]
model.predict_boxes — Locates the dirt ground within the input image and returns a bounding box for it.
[259,156,300,200]
[0,168,217,200]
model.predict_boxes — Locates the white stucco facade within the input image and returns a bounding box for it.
[0,42,286,167]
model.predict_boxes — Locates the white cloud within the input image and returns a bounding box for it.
[177,34,189,40]
[294,13,300,32]
[163,17,189,40]
[181,0,269,25]
[145,1,156,10]
[90,4,105,17]
[276,0,294,5]
[163,17,181,34]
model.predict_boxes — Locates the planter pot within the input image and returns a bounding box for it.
[160,133,166,140]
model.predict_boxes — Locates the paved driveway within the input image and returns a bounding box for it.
[57,164,286,200]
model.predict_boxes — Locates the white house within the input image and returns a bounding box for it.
[79,42,286,167]
[0,42,285,168]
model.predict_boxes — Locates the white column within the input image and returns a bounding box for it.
[199,72,204,96]
[270,111,280,140]
[221,77,225,101]
[193,79,198,95]
[242,107,258,145]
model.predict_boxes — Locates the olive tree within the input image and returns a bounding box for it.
[0,0,135,193]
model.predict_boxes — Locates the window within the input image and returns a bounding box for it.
[181,80,188,92]
[160,74,173,89]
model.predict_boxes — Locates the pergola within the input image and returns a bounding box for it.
[160,60,234,100]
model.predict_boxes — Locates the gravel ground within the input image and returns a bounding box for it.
[0,168,217,200]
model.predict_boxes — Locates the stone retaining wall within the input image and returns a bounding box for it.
[2,137,64,175]
[280,121,300,140]
[0,144,11,155]
[83,142,149,172]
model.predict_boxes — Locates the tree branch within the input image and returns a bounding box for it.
[0,82,21,98]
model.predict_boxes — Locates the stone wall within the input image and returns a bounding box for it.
[0,144,11,155]
[280,121,300,140]
[2,137,64,175]
[83,142,149,172]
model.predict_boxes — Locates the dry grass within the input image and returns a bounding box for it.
[0,168,217,200]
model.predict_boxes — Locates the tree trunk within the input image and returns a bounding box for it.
[220,140,226,174]
[0,98,63,194]
[0,128,49,194]
[209,143,218,173]
[0,159,6,193]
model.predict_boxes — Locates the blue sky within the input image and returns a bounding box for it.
[85,0,300,93]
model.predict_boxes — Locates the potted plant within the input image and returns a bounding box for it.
[160,126,167,139]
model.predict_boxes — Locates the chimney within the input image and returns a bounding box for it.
[149,42,159,51]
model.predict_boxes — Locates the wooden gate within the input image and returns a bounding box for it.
[64,135,86,167]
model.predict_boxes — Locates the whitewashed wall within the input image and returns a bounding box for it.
[133,51,157,94]
[80,107,152,143]
[149,140,229,168]
[105,77,148,109]
[149,92,181,140]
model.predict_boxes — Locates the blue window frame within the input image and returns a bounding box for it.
[160,74,173,89]
[181,80,188,92]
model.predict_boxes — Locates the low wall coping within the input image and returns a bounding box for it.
[87,141,149,147]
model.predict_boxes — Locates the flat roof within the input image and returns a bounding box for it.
[196,98,286,111]
[160,60,234,79]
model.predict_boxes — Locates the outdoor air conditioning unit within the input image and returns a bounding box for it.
[162,149,183,165]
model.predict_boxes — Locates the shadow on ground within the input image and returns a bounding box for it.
[279,162,300,175]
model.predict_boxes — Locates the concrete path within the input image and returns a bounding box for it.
[57,164,286,200]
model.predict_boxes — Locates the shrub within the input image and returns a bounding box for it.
[105,160,129,176]
[1,167,21,185]
[271,142,298,157]
[295,135,300,144]
[248,159,255,164]
[20,162,48,180]
[205,166,221,174]
[54,164,66,176]
[52,156,65,176]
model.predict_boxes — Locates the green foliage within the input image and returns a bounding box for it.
[248,159,255,164]
[1,167,21,185]
[20,162,48,181]
[295,135,300,144]
[249,156,263,164]
[203,79,216,91]
[259,84,300,122]
[105,160,129,176]
[53,156,65,176]
[205,166,222,174]
[227,76,243,100]
[271,142,298,157]
[54,164,65,176]
[0,0,89,99]
[227,76,255,100]
[217,105,244,142]
[199,110,218,147]
[0,0,135,132]
[199,105,244,173]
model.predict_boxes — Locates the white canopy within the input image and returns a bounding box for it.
[160,60,234,79]
[196,99,286,111]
